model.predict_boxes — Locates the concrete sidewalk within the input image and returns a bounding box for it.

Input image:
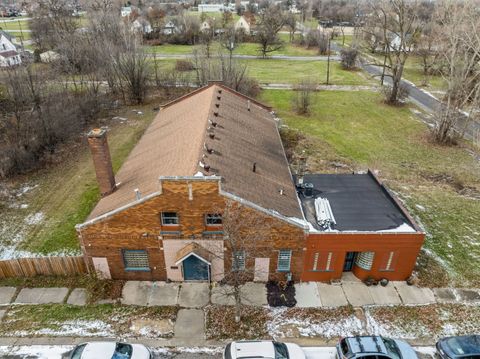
[0,281,478,309]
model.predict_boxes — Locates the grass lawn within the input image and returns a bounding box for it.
[0,103,160,256]
[1,304,178,337]
[154,58,372,85]
[367,52,447,92]
[0,19,29,31]
[147,41,320,57]
[260,89,480,286]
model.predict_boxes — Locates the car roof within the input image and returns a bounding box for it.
[346,336,388,355]
[81,342,116,358]
[443,336,480,356]
[233,341,275,358]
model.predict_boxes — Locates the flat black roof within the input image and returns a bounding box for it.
[296,172,416,232]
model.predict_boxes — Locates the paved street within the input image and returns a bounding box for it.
[0,345,437,359]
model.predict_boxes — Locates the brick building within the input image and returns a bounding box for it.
[76,83,424,282]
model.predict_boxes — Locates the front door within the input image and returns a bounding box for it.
[343,252,357,271]
[183,255,209,280]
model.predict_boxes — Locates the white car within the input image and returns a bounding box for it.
[66,342,152,359]
[224,340,306,359]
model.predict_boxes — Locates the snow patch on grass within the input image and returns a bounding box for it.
[268,307,364,339]
[12,320,114,337]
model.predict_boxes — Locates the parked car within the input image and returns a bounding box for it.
[64,342,152,359]
[337,336,418,359]
[224,340,306,359]
[436,335,480,359]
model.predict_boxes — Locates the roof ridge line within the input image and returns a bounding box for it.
[160,83,213,109]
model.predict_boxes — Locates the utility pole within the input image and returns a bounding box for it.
[326,37,331,85]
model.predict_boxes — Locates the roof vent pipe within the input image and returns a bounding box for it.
[209,133,215,139]
[247,100,251,111]
[213,112,219,117]
[252,162,257,173]
[217,96,221,100]
[215,103,220,108]
[134,188,141,200]
[204,164,210,172]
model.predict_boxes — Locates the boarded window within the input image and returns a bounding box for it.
[161,212,179,225]
[205,213,222,225]
[232,250,245,271]
[380,251,396,271]
[123,250,150,271]
[277,250,292,272]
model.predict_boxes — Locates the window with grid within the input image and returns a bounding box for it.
[205,213,222,226]
[232,250,245,271]
[161,212,179,225]
[277,250,292,272]
[122,250,150,271]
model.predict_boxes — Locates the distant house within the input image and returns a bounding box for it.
[200,20,212,32]
[198,3,234,12]
[234,15,252,34]
[131,18,153,34]
[163,20,179,35]
[121,6,132,17]
[288,4,301,14]
[39,50,60,63]
[0,30,21,67]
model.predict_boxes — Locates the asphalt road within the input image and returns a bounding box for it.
[358,58,479,142]
[0,345,437,359]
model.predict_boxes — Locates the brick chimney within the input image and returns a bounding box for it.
[87,128,116,196]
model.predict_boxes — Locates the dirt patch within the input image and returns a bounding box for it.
[268,306,363,339]
[421,172,480,199]
[205,305,269,340]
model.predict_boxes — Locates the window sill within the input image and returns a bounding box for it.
[125,268,151,272]
[277,269,291,273]
[309,270,334,272]
[378,269,395,272]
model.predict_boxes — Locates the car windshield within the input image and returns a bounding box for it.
[71,344,87,359]
[273,342,289,359]
[112,343,133,359]
[446,337,480,356]
[383,338,402,359]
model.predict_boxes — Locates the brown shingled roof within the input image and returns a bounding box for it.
[86,84,303,222]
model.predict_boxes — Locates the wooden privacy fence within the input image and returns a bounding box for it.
[0,256,88,278]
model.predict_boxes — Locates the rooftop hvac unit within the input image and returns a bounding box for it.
[303,183,314,197]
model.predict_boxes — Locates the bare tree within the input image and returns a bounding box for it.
[432,1,480,144]
[285,12,297,43]
[255,5,285,58]
[210,201,272,322]
[368,0,422,104]
[220,25,243,60]
[192,48,260,97]
[340,47,359,70]
[292,79,317,115]
[415,21,440,87]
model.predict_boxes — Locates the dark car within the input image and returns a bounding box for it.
[437,335,480,359]
[337,336,419,359]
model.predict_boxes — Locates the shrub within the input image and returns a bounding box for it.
[175,59,195,72]
[340,47,359,70]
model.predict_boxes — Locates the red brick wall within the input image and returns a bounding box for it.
[78,179,307,281]
[301,232,425,282]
